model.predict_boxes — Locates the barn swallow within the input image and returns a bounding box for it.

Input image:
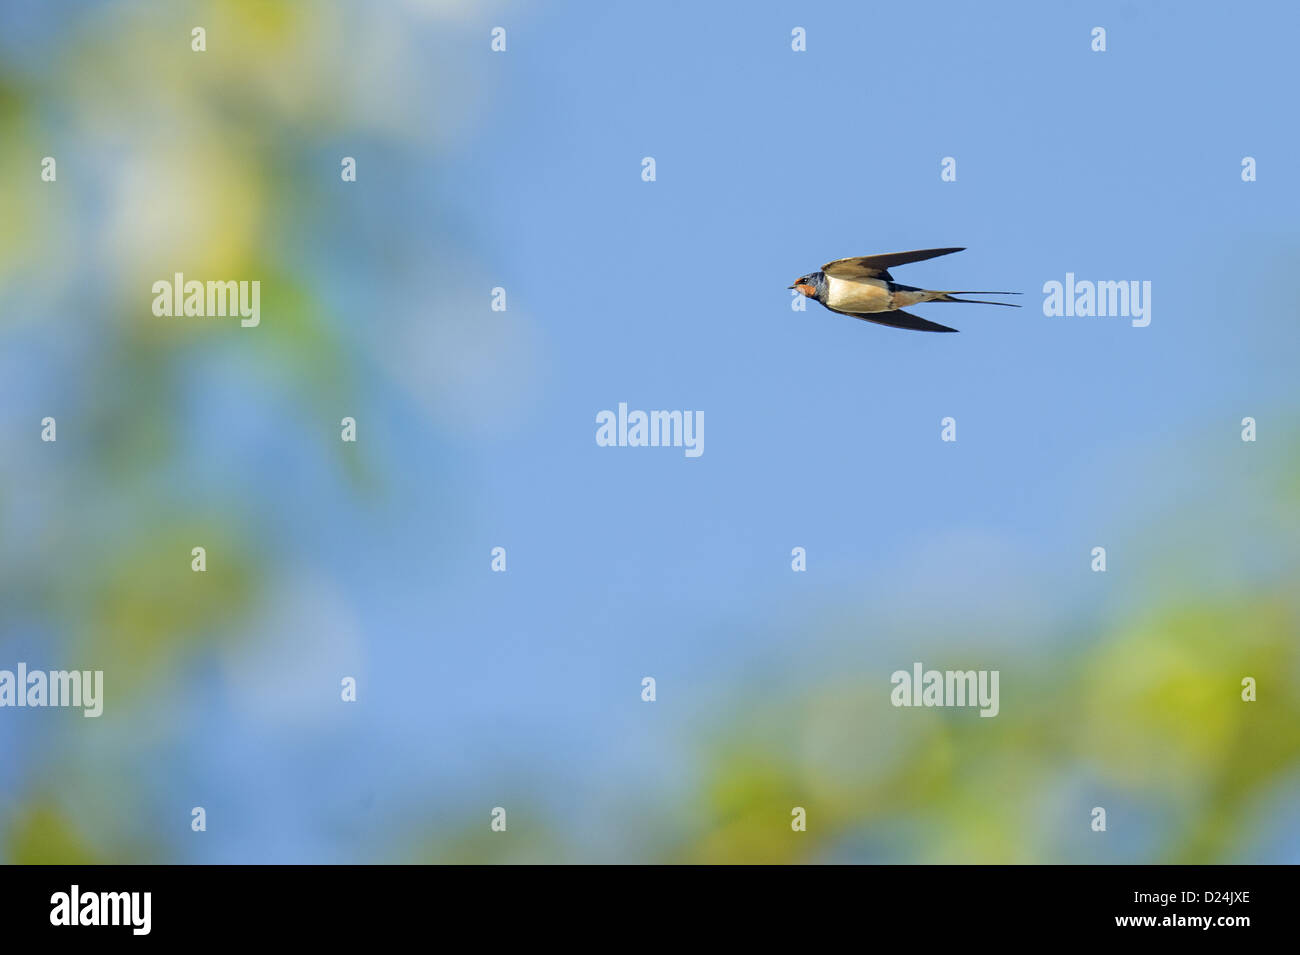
[789,247,1020,332]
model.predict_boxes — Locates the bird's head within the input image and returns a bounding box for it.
[787,272,820,298]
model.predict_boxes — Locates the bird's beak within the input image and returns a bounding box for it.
[786,283,796,289]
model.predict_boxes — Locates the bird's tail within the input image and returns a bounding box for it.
[932,291,1022,307]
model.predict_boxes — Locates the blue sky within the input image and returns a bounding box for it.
[363,0,1298,857]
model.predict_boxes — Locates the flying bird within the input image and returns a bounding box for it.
[789,247,1020,332]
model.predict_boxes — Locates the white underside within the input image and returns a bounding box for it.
[825,275,893,313]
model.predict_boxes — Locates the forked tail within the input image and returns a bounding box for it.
[933,291,1022,308]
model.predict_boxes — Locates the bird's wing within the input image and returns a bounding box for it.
[828,306,958,333]
[821,247,965,280]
